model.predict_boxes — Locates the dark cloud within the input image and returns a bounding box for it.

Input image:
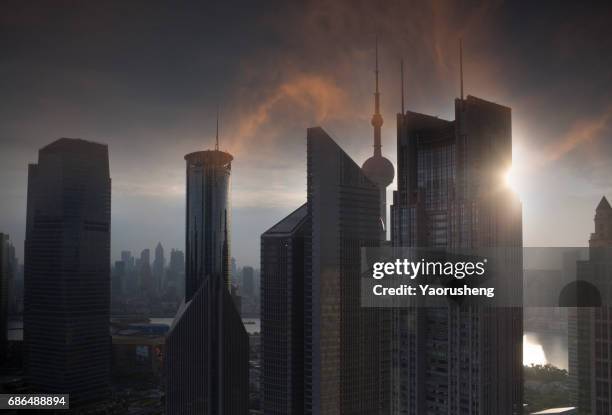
[1,0,612,265]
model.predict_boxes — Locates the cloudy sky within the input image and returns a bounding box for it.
[1,0,611,267]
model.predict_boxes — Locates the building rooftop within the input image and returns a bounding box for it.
[263,203,308,235]
[184,149,233,166]
[596,196,611,211]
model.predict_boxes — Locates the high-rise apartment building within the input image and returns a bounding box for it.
[165,143,248,415]
[24,138,111,406]
[390,96,523,414]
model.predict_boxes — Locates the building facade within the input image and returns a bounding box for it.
[390,96,523,414]
[165,148,248,415]
[261,204,307,414]
[0,233,10,365]
[24,138,111,406]
[570,196,612,414]
[261,127,390,414]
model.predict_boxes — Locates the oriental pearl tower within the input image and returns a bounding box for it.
[362,40,395,240]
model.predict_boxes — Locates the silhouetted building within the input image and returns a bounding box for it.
[24,138,111,406]
[121,250,134,270]
[262,128,390,412]
[361,42,394,239]
[261,204,308,414]
[165,144,248,414]
[0,233,10,364]
[140,248,154,296]
[570,196,612,414]
[153,242,165,294]
[112,260,125,299]
[166,249,185,297]
[242,266,255,297]
[390,96,523,414]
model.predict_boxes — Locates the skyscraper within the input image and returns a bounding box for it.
[261,127,389,413]
[153,242,165,294]
[261,204,308,414]
[390,95,523,414]
[166,248,185,297]
[140,248,154,296]
[24,138,111,406]
[361,41,394,239]
[0,233,10,365]
[165,131,248,414]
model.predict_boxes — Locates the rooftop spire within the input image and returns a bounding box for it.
[597,196,612,211]
[459,38,464,100]
[215,106,219,151]
[400,58,405,114]
[371,35,383,157]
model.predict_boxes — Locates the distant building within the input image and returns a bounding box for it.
[121,251,139,297]
[111,322,167,379]
[140,248,154,296]
[242,266,255,297]
[165,144,248,414]
[24,138,111,406]
[570,196,612,414]
[166,249,185,298]
[153,242,165,294]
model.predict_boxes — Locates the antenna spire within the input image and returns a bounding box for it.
[459,38,464,100]
[400,58,405,114]
[371,35,383,157]
[215,106,219,151]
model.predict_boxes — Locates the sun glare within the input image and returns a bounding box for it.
[504,167,517,192]
[523,334,547,366]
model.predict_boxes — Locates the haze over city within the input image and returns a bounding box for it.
[1,1,611,266]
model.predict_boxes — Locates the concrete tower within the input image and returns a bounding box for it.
[361,39,395,239]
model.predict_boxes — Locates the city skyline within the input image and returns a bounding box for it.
[2,1,612,267]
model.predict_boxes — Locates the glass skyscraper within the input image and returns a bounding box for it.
[391,96,523,414]
[165,147,248,415]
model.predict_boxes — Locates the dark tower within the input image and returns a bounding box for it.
[361,39,395,239]
[305,127,390,414]
[590,196,612,248]
[391,56,523,412]
[569,196,612,414]
[24,138,111,407]
[0,233,10,366]
[261,204,308,415]
[165,117,248,415]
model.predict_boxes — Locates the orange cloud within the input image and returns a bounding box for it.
[546,106,612,163]
[227,73,349,155]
